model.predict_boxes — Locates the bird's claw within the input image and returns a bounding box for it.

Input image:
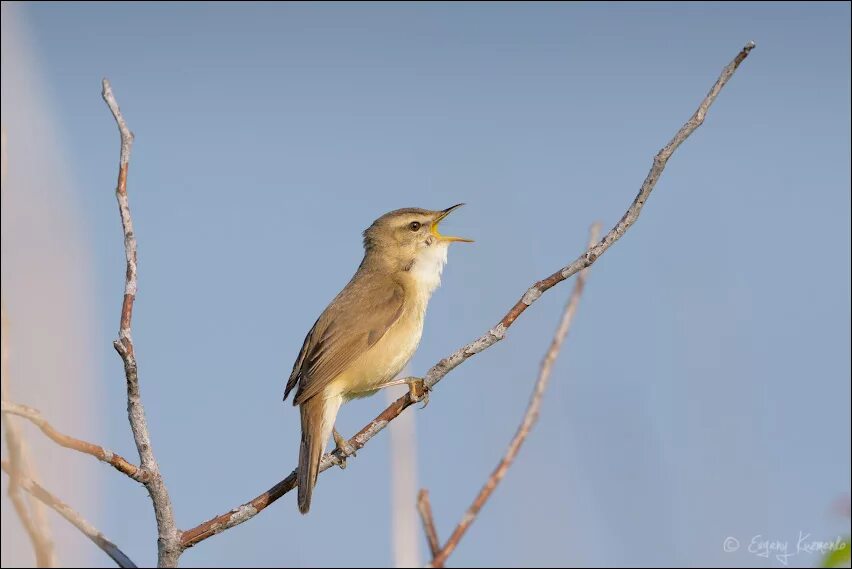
[408,379,430,409]
[332,428,355,469]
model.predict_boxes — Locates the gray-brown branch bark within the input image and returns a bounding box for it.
[1,401,147,482]
[102,79,180,568]
[417,489,441,560]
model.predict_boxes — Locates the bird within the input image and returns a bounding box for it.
[283,204,472,514]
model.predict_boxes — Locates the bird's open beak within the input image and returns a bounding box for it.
[431,203,474,243]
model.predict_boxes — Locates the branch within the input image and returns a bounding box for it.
[102,79,180,568]
[429,223,600,567]
[417,489,441,559]
[1,460,137,568]
[0,401,147,482]
[180,41,755,550]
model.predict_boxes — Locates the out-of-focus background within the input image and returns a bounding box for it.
[2,2,849,568]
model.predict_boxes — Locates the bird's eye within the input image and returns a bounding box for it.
[409,221,421,231]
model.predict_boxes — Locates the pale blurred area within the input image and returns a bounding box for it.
[2,3,103,567]
[386,377,421,568]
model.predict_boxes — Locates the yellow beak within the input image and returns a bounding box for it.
[431,203,474,243]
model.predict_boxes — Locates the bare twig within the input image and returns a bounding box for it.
[1,401,147,482]
[417,489,441,560]
[101,79,180,567]
[180,42,755,549]
[1,460,137,568]
[429,223,600,567]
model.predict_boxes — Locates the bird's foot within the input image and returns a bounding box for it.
[332,428,355,469]
[408,378,430,408]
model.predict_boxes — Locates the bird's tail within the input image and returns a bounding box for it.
[297,394,341,514]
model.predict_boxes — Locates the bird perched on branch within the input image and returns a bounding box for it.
[284,204,472,514]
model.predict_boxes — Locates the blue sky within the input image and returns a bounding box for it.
[2,2,850,567]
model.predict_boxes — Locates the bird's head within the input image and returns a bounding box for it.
[362,204,472,283]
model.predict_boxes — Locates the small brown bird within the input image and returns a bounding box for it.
[284,204,472,514]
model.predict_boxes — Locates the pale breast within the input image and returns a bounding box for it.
[329,303,425,399]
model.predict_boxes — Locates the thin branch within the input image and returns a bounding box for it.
[1,460,137,568]
[180,41,755,550]
[102,79,180,568]
[430,223,600,567]
[417,489,440,560]
[0,401,147,482]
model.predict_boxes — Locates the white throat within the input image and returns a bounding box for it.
[410,241,449,301]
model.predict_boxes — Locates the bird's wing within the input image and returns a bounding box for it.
[284,274,405,405]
